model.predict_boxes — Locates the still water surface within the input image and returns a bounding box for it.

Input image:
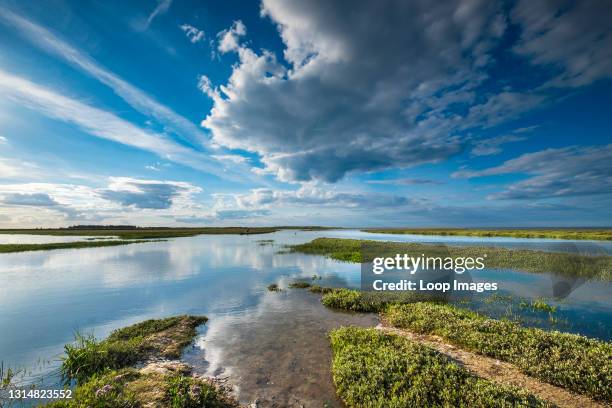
[1,230,610,406]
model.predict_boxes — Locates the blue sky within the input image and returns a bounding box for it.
[0,0,611,227]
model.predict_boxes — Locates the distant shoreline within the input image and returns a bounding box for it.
[362,228,612,241]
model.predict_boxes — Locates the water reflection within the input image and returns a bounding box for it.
[0,229,610,406]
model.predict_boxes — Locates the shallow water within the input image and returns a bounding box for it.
[0,230,610,406]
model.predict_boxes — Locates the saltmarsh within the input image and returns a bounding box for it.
[288,237,612,280]
[43,315,240,407]
[302,285,612,403]
[330,327,551,408]
[362,228,612,241]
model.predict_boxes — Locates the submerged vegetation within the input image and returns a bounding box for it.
[362,228,612,241]
[330,327,551,407]
[43,316,240,407]
[0,240,153,254]
[288,237,612,280]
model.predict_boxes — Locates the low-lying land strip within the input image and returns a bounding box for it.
[363,228,612,241]
[0,240,153,254]
[0,227,282,240]
[288,237,612,280]
[290,283,612,405]
[41,315,240,407]
[331,327,552,407]
[378,325,605,408]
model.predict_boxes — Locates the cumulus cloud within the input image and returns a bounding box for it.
[231,186,418,209]
[99,177,202,209]
[0,135,7,143]
[512,0,612,87]
[1,192,81,218]
[453,144,612,199]
[200,0,550,183]
[3,193,59,206]
[180,24,205,43]
[198,0,612,184]
[217,20,246,53]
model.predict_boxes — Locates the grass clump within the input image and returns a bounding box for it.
[384,303,612,402]
[520,299,557,313]
[267,283,281,292]
[363,228,612,241]
[60,316,207,384]
[288,281,311,289]
[288,238,612,280]
[330,327,551,408]
[46,366,238,408]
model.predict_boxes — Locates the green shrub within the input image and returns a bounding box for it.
[330,327,551,407]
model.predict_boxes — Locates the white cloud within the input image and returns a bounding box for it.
[470,134,527,156]
[180,24,205,43]
[229,186,418,209]
[140,0,173,31]
[217,20,246,53]
[0,135,7,144]
[512,0,612,87]
[201,1,525,183]
[99,177,202,210]
[453,144,612,199]
[0,69,229,177]
[0,158,39,179]
[0,8,207,148]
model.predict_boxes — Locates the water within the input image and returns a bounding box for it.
[0,230,610,406]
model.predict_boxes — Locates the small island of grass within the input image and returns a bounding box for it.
[40,315,239,407]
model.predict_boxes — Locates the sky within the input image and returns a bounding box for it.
[0,0,611,228]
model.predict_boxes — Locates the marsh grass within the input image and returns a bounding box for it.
[0,240,153,254]
[294,285,611,402]
[363,228,612,241]
[330,327,551,407]
[287,237,612,280]
[46,367,238,408]
[60,316,207,384]
[384,302,612,401]
[267,283,281,292]
[0,226,316,240]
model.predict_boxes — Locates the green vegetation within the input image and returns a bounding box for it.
[288,237,612,280]
[0,227,280,240]
[287,281,311,289]
[291,285,611,402]
[363,228,612,241]
[0,240,153,254]
[330,327,551,407]
[43,316,238,407]
[267,283,281,292]
[384,303,612,402]
[60,316,207,384]
[46,366,238,408]
[520,299,557,313]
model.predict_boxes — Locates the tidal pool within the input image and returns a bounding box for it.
[0,230,610,406]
